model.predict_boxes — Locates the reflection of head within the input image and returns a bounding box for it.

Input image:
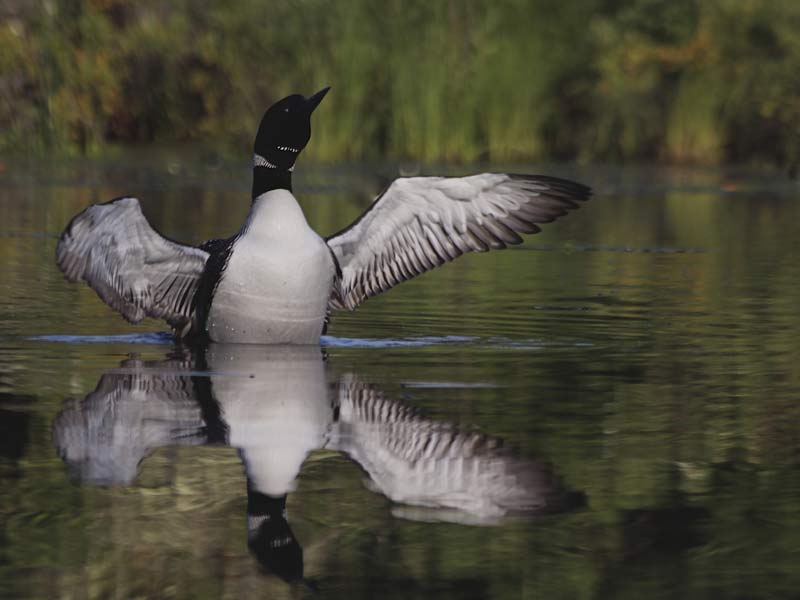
[246,483,303,583]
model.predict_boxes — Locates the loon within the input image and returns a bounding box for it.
[56,87,592,344]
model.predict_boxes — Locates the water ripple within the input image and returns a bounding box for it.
[28,332,173,345]
[321,335,477,348]
[24,333,598,351]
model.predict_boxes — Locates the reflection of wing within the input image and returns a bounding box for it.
[330,375,582,520]
[56,197,209,335]
[326,174,591,310]
[52,358,205,485]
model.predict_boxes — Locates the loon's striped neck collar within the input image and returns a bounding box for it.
[252,153,292,198]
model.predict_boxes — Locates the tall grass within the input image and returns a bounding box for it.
[1,0,799,167]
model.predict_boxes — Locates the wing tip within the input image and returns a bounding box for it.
[508,174,592,202]
[102,195,140,207]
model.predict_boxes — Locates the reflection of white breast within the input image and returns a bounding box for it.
[207,189,336,344]
[209,345,333,495]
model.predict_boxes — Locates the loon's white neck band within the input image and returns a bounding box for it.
[253,153,275,168]
[253,153,294,172]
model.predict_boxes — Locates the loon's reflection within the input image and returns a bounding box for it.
[53,345,584,582]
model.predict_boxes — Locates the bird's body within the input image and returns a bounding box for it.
[205,189,335,343]
[56,88,592,344]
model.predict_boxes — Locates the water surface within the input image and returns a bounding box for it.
[1,159,799,599]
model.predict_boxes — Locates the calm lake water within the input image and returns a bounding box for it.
[1,158,799,599]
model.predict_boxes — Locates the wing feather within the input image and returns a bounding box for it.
[56,197,209,333]
[326,173,591,310]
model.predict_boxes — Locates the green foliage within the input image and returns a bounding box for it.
[0,0,799,166]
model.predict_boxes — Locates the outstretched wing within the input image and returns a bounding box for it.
[56,197,209,333]
[325,174,591,310]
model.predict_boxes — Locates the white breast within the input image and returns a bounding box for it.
[207,189,336,343]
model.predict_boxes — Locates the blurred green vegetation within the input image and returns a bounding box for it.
[1,0,800,167]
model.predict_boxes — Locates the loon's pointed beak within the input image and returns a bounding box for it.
[305,87,330,114]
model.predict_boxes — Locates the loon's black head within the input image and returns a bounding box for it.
[253,87,330,171]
